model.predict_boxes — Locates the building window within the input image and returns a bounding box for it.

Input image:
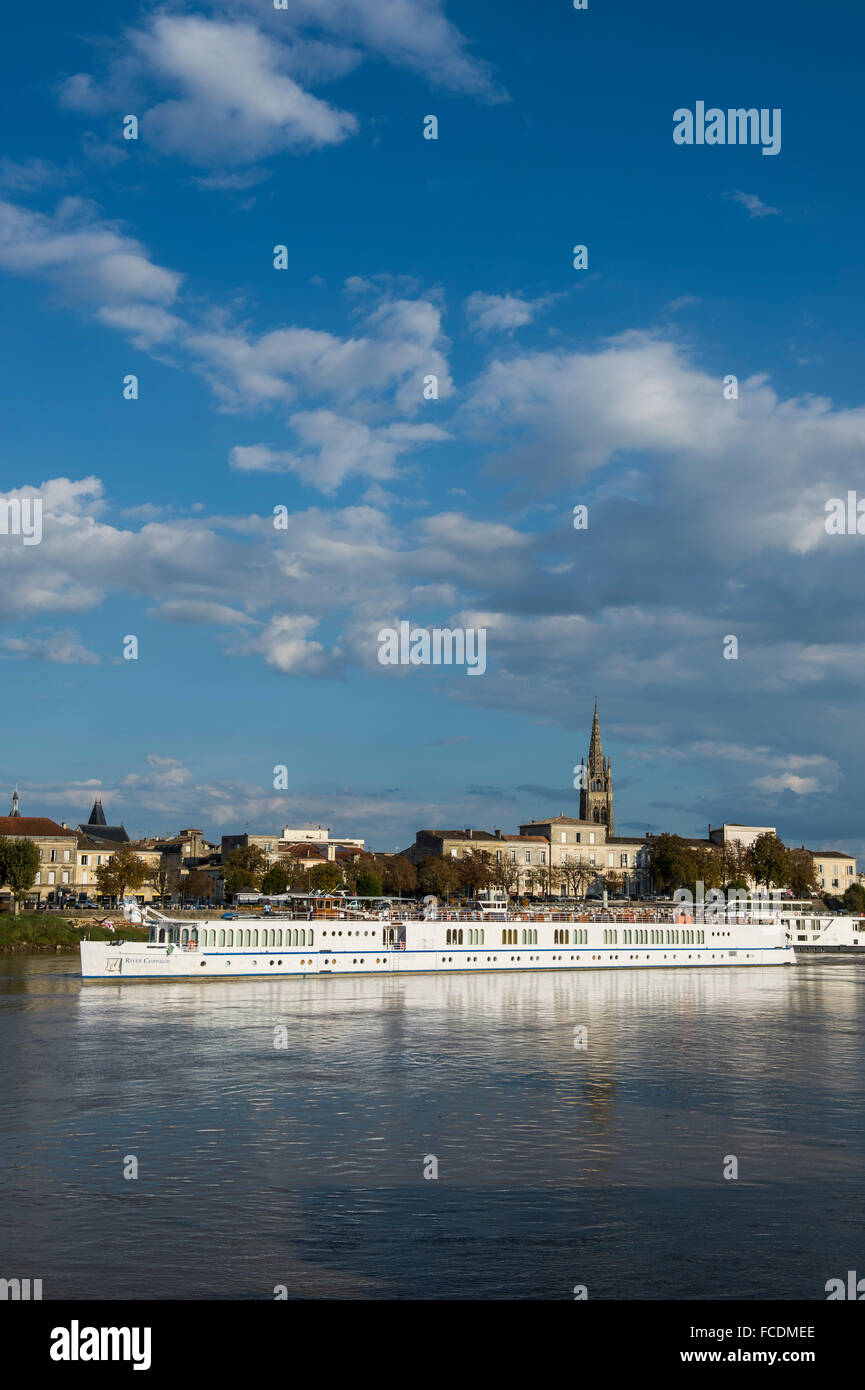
[575,833,581,843]
[48,872,55,884]
[62,871,69,884]
[589,854,596,866]
[589,833,595,845]
[35,872,41,885]
[560,831,566,843]
[80,855,88,866]
[50,850,57,863]
[63,849,71,862]
[540,852,546,865]
[525,851,531,864]
[620,854,629,867]
[510,850,516,861]
[496,850,502,862]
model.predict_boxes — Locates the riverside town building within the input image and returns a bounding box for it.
[0,707,859,906]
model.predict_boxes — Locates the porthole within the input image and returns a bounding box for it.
[270,960,275,966]
[200,961,206,967]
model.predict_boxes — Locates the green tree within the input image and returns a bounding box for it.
[308,861,344,893]
[788,848,818,899]
[842,882,865,914]
[95,844,148,903]
[456,847,492,899]
[223,845,266,897]
[748,833,791,890]
[356,869,383,897]
[0,837,41,914]
[261,864,290,896]
[417,854,460,901]
[377,854,417,898]
[646,834,698,894]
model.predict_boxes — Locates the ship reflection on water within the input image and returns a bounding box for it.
[1,956,863,1299]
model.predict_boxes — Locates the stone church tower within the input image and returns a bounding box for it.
[578,702,614,834]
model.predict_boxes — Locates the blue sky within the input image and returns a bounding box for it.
[1,0,864,854]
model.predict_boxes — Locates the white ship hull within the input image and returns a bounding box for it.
[80,913,794,981]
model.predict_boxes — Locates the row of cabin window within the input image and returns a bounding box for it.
[445,929,485,944]
[553,929,589,944]
[196,928,314,947]
[614,928,705,945]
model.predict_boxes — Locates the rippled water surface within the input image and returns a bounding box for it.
[2,955,863,1299]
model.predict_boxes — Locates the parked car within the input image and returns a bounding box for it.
[221,912,238,920]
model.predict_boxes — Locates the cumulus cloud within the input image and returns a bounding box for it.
[58,4,503,171]
[188,293,452,413]
[230,412,448,491]
[0,198,180,304]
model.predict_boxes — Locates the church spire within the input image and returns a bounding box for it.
[10,786,19,817]
[88,796,107,827]
[579,702,614,835]
[587,700,604,774]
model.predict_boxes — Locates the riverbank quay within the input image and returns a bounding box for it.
[0,913,148,953]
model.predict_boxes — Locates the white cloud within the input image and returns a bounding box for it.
[58,4,502,172]
[231,412,448,491]
[465,291,552,335]
[236,613,341,676]
[148,600,256,626]
[1,628,100,665]
[0,198,181,310]
[135,17,358,163]
[724,189,780,219]
[189,294,452,413]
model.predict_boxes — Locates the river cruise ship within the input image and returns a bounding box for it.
[780,909,865,953]
[79,898,794,980]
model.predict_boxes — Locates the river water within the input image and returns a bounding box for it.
[1,954,863,1300]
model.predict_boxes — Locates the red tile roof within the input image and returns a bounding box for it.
[0,816,71,837]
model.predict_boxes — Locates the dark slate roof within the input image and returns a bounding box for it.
[76,823,130,845]
[87,798,107,827]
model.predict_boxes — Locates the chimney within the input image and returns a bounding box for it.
[465,828,472,839]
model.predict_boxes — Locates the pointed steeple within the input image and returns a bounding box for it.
[587,700,604,774]
[579,701,614,835]
[10,787,19,817]
[88,796,107,827]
